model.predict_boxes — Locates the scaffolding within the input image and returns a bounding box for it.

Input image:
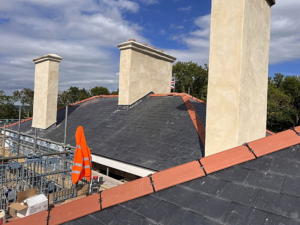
[0,106,86,212]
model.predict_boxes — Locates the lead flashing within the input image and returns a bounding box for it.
[118,41,176,63]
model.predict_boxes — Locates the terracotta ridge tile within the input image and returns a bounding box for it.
[2,117,33,129]
[9,126,300,225]
[266,130,275,135]
[181,94,206,146]
[247,126,300,157]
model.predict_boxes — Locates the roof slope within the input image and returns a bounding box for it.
[8,95,204,171]
[66,143,300,225]
[9,127,300,225]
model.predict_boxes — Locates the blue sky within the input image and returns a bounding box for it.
[0,0,299,96]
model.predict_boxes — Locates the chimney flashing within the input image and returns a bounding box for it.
[118,41,176,63]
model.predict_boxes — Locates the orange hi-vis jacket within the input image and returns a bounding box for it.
[72,126,92,185]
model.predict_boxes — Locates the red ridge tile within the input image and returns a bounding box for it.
[152,161,205,191]
[248,128,300,157]
[266,130,275,135]
[3,117,33,129]
[181,94,206,146]
[101,177,153,208]
[8,211,48,225]
[201,145,256,174]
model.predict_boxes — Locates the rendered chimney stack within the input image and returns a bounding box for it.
[32,54,63,129]
[205,0,275,156]
[117,39,176,108]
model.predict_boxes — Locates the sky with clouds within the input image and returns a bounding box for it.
[0,0,299,95]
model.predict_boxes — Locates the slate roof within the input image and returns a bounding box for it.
[8,95,204,171]
[65,144,300,225]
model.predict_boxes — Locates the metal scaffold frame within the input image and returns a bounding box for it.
[0,106,86,212]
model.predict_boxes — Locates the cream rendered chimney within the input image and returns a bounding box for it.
[118,40,176,107]
[205,0,275,156]
[32,54,63,129]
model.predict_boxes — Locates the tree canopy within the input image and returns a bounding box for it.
[90,86,110,96]
[173,61,208,101]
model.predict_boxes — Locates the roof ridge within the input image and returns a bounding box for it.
[181,94,206,146]
[10,126,300,225]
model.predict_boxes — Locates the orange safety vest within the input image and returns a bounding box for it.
[72,126,92,185]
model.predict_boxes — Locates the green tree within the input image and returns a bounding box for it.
[273,73,284,88]
[78,88,91,101]
[0,90,19,119]
[90,86,110,96]
[110,89,119,95]
[173,61,208,100]
[13,88,34,117]
[68,86,81,103]
[267,82,297,132]
[280,76,300,125]
[58,91,72,107]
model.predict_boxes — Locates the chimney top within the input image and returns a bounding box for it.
[128,39,136,42]
[118,40,176,63]
[33,54,63,64]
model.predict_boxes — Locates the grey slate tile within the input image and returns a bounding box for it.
[184,176,226,195]
[267,214,300,225]
[269,158,300,177]
[182,211,222,225]
[188,192,231,220]
[160,185,197,208]
[246,208,270,225]
[281,176,300,198]
[245,171,286,192]
[239,157,274,172]
[213,166,251,184]
[222,203,270,225]
[222,203,252,225]
[159,205,191,225]
[110,209,156,225]
[145,200,178,223]
[268,146,297,160]
[218,182,258,206]
[252,189,300,218]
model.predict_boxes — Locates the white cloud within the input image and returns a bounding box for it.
[139,0,159,5]
[160,28,166,35]
[165,15,211,65]
[178,6,191,11]
[269,0,300,64]
[0,0,149,95]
